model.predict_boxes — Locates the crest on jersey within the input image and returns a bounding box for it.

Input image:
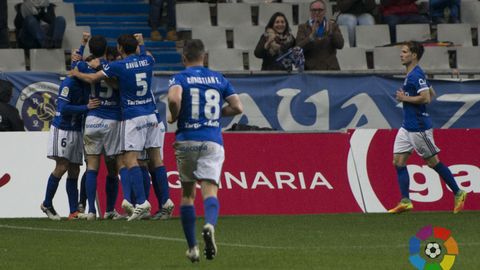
[168,78,176,86]
[60,86,69,97]
[16,81,59,131]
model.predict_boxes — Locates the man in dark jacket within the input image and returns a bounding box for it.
[0,79,24,131]
[14,0,66,49]
[0,0,9,48]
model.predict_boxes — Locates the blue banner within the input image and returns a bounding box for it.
[3,72,480,131]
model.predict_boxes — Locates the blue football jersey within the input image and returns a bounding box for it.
[52,76,90,131]
[79,60,122,120]
[169,66,237,145]
[401,65,432,132]
[102,54,156,120]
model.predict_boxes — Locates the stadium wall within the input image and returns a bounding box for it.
[2,72,480,132]
[0,130,478,218]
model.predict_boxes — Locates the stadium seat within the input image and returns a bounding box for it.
[258,3,293,27]
[282,0,314,3]
[336,47,368,71]
[396,24,431,43]
[338,25,350,48]
[456,47,480,72]
[248,50,262,71]
[436,24,473,47]
[419,47,450,71]
[233,25,264,51]
[355,24,390,48]
[30,49,66,73]
[241,0,267,4]
[290,25,298,37]
[208,49,244,71]
[217,3,252,28]
[54,2,76,27]
[62,26,91,50]
[0,49,26,71]
[373,47,404,72]
[176,3,211,30]
[192,27,227,50]
[7,0,21,30]
[461,0,480,26]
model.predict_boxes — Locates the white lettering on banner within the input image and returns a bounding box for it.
[437,94,480,128]
[223,93,272,130]
[168,171,333,190]
[450,165,480,192]
[277,89,329,130]
[409,164,480,202]
[408,165,443,202]
[341,93,391,128]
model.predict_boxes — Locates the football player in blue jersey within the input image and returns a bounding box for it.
[388,41,467,214]
[167,39,243,262]
[71,33,172,221]
[41,61,101,220]
[75,34,126,221]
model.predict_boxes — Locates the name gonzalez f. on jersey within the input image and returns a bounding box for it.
[169,66,237,145]
[401,65,433,132]
[101,54,156,119]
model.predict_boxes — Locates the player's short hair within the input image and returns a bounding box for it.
[405,41,424,60]
[183,39,205,62]
[106,46,120,61]
[117,34,138,55]
[88,35,107,58]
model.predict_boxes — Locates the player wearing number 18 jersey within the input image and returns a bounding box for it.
[168,39,243,262]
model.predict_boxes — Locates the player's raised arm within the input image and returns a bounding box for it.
[222,94,243,117]
[167,84,183,123]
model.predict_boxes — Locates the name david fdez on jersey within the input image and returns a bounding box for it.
[125,60,149,69]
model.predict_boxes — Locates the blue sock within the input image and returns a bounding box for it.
[433,162,460,194]
[141,167,151,199]
[86,170,97,214]
[43,174,61,208]
[105,175,118,212]
[181,205,197,248]
[204,197,219,226]
[119,167,131,203]
[79,172,87,206]
[66,178,78,213]
[150,170,162,206]
[129,166,146,204]
[155,166,170,205]
[396,166,410,199]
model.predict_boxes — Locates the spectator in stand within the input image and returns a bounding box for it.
[0,0,9,48]
[149,0,177,41]
[429,0,460,24]
[14,0,66,49]
[296,0,344,71]
[380,0,430,44]
[254,12,296,71]
[0,79,24,132]
[336,0,377,47]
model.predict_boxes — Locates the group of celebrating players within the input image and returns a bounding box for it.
[39,31,243,262]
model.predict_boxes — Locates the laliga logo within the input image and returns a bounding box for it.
[16,82,59,131]
[409,225,458,269]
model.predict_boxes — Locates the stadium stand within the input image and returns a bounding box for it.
[396,24,431,43]
[29,49,66,73]
[208,49,244,71]
[456,46,480,72]
[418,47,451,72]
[175,2,211,30]
[233,25,264,51]
[437,23,473,47]
[337,47,368,71]
[460,0,480,26]
[192,26,228,50]
[355,24,391,49]
[54,2,76,27]
[258,3,294,27]
[248,50,262,71]
[339,25,350,48]
[373,47,404,72]
[217,3,252,28]
[62,26,91,51]
[0,49,26,71]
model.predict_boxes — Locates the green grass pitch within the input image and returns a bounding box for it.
[0,212,479,269]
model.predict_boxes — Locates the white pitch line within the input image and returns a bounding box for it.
[1,224,479,251]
